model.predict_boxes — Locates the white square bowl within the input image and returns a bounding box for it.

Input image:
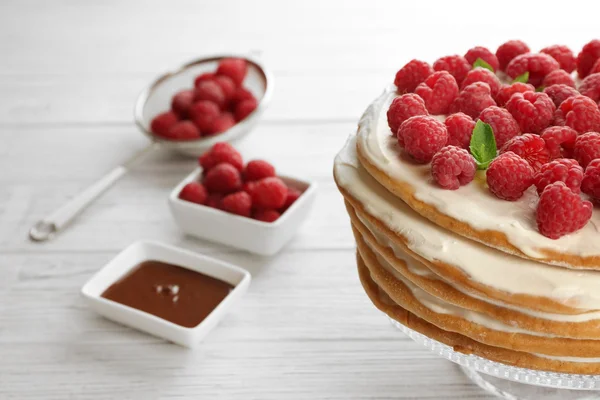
[81,240,251,348]
[168,168,317,256]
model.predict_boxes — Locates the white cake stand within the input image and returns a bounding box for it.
[388,317,600,399]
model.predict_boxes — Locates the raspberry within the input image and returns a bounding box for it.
[500,133,550,172]
[393,59,433,93]
[433,55,471,84]
[214,75,236,101]
[221,191,252,217]
[209,113,236,135]
[150,111,178,137]
[244,160,276,182]
[542,69,575,88]
[536,182,592,239]
[190,100,221,133]
[591,59,600,75]
[431,146,477,190]
[179,182,208,205]
[206,193,223,209]
[230,87,255,106]
[505,91,555,134]
[242,181,256,194]
[194,72,216,87]
[460,67,501,95]
[280,187,301,212]
[250,177,288,210]
[166,121,201,140]
[444,112,475,149]
[414,71,459,114]
[533,159,583,195]
[553,95,600,133]
[449,82,497,119]
[464,46,499,71]
[495,82,535,106]
[582,159,600,199]
[253,209,281,223]
[216,58,248,86]
[573,132,600,168]
[478,106,521,148]
[579,73,600,103]
[234,98,258,122]
[577,39,600,78]
[486,152,534,201]
[540,45,576,73]
[386,94,428,135]
[398,116,448,163]
[496,40,530,71]
[171,90,195,118]
[194,80,226,109]
[203,163,243,194]
[543,84,579,108]
[506,53,560,87]
[198,142,244,172]
[541,126,578,159]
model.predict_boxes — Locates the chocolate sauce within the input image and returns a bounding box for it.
[102,260,233,328]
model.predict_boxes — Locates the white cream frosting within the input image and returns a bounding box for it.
[356,86,600,265]
[335,134,600,311]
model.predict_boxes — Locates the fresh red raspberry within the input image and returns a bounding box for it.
[505,91,555,134]
[540,45,577,73]
[536,182,592,239]
[280,187,301,212]
[448,82,497,119]
[194,80,226,109]
[506,53,560,87]
[230,87,255,106]
[393,59,433,93]
[198,142,244,172]
[460,67,501,95]
[206,193,223,209]
[431,146,477,190]
[577,39,600,79]
[543,84,579,108]
[433,55,471,84]
[495,82,535,106]
[444,112,475,149]
[253,209,281,223]
[194,72,216,88]
[171,90,195,118]
[150,111,178,137]
[500,133,550,171]
[542,69,575,88]
[533,159,583,195]
[578,73,600,104]
[208,113,236,135]
[590,59,600,76]
[242,181,256,195]
[414,71,459,114]
[582,159,600,199]
[496,40,530,71]
[220,191,252,217]
[398,116,448,163]
[541,126,578,159]
[203,163,243,194]
[244,160,276,182]
[553,95,600,134]
[573,132,600,168]
[190,100,221,133]
[464,46,499,71]
[179,182,208,205]
[478,106,521,148]
[250,177,288,210]
[234,98,258,121]
[486,152,534,201]
[387,94,428,135]
[214,75,236,101]
[165,121,201,140]
[216,58,248,86]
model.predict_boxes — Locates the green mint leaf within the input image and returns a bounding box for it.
[469,120,497,170]
[512,71,529,84]
[535,85,545,92]
[473,58,494,72]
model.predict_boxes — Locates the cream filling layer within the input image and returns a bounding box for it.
[356,86,600,264]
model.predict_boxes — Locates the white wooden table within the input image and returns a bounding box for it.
[1,1,597,398]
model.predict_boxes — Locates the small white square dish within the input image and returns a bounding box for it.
[168,168,317,256]
[81,240,251,348]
